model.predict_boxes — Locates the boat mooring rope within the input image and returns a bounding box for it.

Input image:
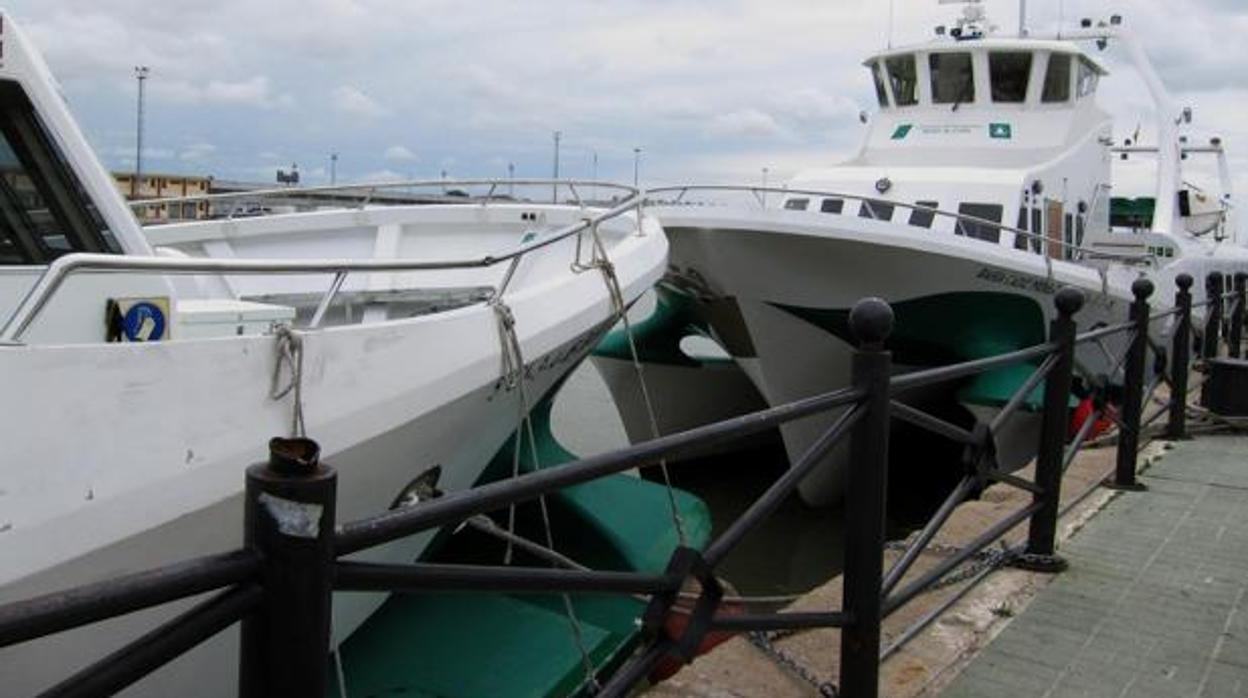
[270,325,307,437]
[580,225,690,547]
[489,297,602,694]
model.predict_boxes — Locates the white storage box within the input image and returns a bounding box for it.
[176,299,296,339]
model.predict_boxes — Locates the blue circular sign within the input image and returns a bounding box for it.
[122,302,166,342]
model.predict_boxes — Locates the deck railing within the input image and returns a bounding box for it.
[1,185,646,343]
[2,272,1246,697]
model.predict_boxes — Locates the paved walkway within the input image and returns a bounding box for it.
[944,436,1248,697]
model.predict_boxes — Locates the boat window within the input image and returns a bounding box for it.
[859,200,895,222]
[871,61,890,107]
[886,55,919,107]
[929,52,975,105]
[820,198,844,214]
[1064,213,1075,259]
[1076,58,1099,98]
[783,198,810,211]
[955,203,1003,243]
[0,81,118,265]
[1042,53,1072,103]
[990,52,1033,103]
[909,201,938,228]
[1014,207,1030,250]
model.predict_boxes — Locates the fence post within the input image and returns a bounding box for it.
[239,438,337,698]
[838,298,893,698]
[1204,272,1224,359]
[1018,288,1082,572]
[1167,274,1194,440]
[1231,273,1247,359]
[1111,279,1153,492]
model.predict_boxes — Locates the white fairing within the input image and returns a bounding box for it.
[0,10,668,696]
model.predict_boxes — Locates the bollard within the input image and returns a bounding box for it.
[1167,274,1194,440]
[1231,273,1247,359]
[1204,272,1224,359]
[838,298,893,698]
[1110,279,1153,492]
[239,438,336,698]
[1018,288,1082,572]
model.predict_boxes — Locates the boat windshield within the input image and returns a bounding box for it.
[1042,53,1072,103]
[0,80,117,265]
[871,61,890,107]
[990,52,1032,103]
[885,55,919,107]
[930,52,975,107]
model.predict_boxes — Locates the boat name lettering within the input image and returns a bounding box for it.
[976,267,1057,295]
[488,322,607,400]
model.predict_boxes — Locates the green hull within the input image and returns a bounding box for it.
[331,391,711,698]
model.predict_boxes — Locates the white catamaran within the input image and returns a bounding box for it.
[0,12,666,696]
[633,1,1248,505]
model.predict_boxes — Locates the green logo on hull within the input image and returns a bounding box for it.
[989,122,1013,139]
[891,124,913,140]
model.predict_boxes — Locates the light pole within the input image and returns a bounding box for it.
[133,66,150,200]
[591,150,598,201]
[762,166,770,207]
[633,147,642,189]
[552,130,562,202]
[329,153,338,185]
[507,162,515,197]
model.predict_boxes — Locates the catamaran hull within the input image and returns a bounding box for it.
[662,211,1140,505]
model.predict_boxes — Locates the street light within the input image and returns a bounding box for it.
[329,153,338,186]
[507,162,515,197]
[633,147,642,189]
[133,66,150,200]
[552,130,562,203]
[761,167,770,207]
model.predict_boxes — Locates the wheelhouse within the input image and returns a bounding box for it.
[865,41,1107,111]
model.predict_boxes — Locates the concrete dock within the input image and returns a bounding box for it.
[945,435,1248,697]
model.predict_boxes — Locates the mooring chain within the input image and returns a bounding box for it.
[746,631,839,697]
[488,296,601,694]
[270,324,307,438]
[579,226,690,546]
[883,540,1019,592]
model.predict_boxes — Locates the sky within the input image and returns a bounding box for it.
[6,0,1248,194]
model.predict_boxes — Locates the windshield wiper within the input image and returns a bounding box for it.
[951,77,973,112]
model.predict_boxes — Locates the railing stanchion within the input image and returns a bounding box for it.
[1018,288,1083,572]
[839,298,893,698]
[1232,273,1247,358]
[1167,274,1194,439]
[1111,279,1154,491]
[1204,272,1224,359]
[239,438,336,698]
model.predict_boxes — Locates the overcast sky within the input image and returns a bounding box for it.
[6,0,1247,193]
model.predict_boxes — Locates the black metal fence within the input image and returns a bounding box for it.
[2,271,1245,698]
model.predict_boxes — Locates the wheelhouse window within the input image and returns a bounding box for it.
[886,55,919,107]
[955,203,1003,243]
[820,198,845,214]
[929,52,975,106]
[1014,207,1030,250]
[1042,53,1072,103]
[0,81,118,265]
[871,61,890,107]
[859,200,894,222]
[909,201,938,228]
[783,198,810,211]
[1076,58,1099,98]
[990,52,1033,103]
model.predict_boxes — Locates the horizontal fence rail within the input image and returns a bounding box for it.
[5,270,1248,697]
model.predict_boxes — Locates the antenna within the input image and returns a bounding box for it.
[1019,0,1028,36]
[887,0,895,49]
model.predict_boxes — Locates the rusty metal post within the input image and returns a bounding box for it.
[1204,272,1224,359]
[838,298,893,698]
[1167,274,1194,440]
[1111,279,1153,491]
[240,438,336,698]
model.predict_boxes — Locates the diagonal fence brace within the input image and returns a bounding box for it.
[640,546,724,663]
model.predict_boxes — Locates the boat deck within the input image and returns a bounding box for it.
[945,435,1248,697]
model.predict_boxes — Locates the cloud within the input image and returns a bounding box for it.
[331,86,391,118]
[155,76,293,109]
[707,109,789,140]
[179,143,218,161]
[383,145,417,162]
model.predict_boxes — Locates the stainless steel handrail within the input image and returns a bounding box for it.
[2,192,645,343]
[130,178,638,217]
[646,184,1156,265]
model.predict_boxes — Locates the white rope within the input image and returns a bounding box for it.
[585,230,689,547]
[490,297,601,693]
[270,325,306,438]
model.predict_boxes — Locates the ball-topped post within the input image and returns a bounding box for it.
[1169,273,1195,439]
[849,297,894,349]
[1132,277,1155,301]
[1110,276,1153,492]
[1054,287,1085,319]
